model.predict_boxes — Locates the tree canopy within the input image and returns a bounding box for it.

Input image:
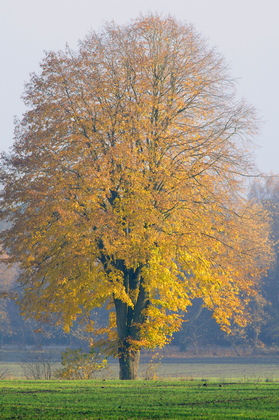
[0,15,273,379]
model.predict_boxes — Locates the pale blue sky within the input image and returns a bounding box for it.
[1,0,278,173]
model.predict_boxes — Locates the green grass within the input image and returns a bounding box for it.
[1,380,279,419]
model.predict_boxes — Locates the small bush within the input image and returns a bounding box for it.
[144,352,162,380]
[21,351,55,380]
[55,348,108,380]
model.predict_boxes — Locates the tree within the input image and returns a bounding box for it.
[0,15,273,379]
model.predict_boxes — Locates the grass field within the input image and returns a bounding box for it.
[1,348,279,418]
[1,379,279,419]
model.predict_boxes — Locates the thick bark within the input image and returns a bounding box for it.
[99,248,150,380]
[114,297,141,380]
[118,340,140,380]
[114,269,149,380]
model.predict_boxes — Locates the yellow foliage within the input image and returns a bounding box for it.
[0,15,273,357]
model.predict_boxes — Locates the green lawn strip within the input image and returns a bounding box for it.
[0,380,279,419]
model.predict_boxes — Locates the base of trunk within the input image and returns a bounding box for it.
[118,344,140,380]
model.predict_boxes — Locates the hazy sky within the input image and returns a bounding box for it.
[1,0,278,174]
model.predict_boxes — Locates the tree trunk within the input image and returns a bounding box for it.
[114,297,141,380]
[113,267,149,380]
[118,340,140,380]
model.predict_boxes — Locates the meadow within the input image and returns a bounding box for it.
[1,379,279,419]
[1,348,279,419]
